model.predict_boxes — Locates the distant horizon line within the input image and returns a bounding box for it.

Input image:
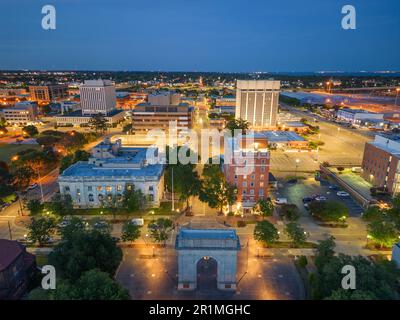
[0,69,399,75]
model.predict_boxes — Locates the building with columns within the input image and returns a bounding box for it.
[235,80,280,129]
[58,138,165,208]
[80,79,117,116]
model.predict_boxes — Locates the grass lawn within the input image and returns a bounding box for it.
[0,143,40,164]
[147,201,183,215]
[35,253,49,267]
[262,241,318,249]
[1,193,17,204]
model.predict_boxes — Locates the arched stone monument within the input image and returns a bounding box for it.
[175,228,240,291]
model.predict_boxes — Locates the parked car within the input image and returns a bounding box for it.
[337,191,350,197]
[274,198,288,205]
[26,183,38,191]
[131,218,144,226]
[328,185,339,190]
[302,197,313,203]
[314,196,327,202]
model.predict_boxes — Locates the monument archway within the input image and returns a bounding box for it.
[175,229,240,291]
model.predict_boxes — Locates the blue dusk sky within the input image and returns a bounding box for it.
[0,0,399,72]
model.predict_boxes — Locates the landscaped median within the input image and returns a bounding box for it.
[308,200,349,227]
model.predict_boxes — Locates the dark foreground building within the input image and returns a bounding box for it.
[0,239,36,300]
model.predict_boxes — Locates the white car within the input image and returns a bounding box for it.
[131,218,144,226]
[337,191,350,197]
[26,183,38,191]
[315,196,327,201]
[274,198,288,205]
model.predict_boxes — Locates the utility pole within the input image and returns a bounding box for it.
[37,169,44,203]
[8,221,12,240]
[171,167,175,211]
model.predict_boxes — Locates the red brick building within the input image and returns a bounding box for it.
[224,136,270,214]
[361,134,400,194]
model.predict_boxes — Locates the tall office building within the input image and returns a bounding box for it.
[29,84,68,102]
[235,80,280,128]
[80,80,116,116]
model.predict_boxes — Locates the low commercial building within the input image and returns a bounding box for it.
[29,84,68,102]
[54,109,125,127]
[1,101,38,125]
[0,239,36,300]
[337,108,384,124]
[59,138,165,208]
[361,134,400,195]
[132,103,194,133]
[250,131,309,149]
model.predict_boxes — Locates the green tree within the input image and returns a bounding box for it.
[362,206,383,222]
[367,220,399,249]
[256,199,274,218]
[122,123,133,134]
[49,228,122,281]
[27,217,57,246]
[46,193,73,216]
[280,203,300,221]
[148,218,173,245]
[23,125,39,137]
[12,165,37,189]
[123,187,145,212]
[314,236,336,272]
[199,163,237,214]
[285,221,307,247]
[58,216,86,240]
[89,113,108,133]
[121,221,141,243]
[27,199,44,216]
[30,269,130,300]
[225,118,250,136]
[253,220,279,247]
[309,200,349,222]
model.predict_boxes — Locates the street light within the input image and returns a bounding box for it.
[395,88,400,106]
[295,159,300,177]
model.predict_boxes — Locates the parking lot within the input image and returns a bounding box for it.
[274,177,364,217]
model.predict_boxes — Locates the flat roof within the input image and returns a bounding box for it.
[339,108,378,114]
[59,109,124,118]
[243,130,305,142]
[178,229,238,240]
[60,161,164,179]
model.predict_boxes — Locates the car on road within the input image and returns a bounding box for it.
[337,191,350,197]
[314,196,327,201]
[131,218,144,226]
[328,185,339,190]
[26,183,38,191]
[274,198,288,205]
[302,197,313,203]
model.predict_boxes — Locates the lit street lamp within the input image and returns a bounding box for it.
[295,158,300,177]
[395,88,400,106]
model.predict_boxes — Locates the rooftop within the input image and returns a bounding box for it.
[0,239,25,271]
[58,109,124,118]
[175,228,241,251]
[243,130,306,142]
[339,108,378,114]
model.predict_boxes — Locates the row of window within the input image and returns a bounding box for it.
[242,189,264,196]
[64,185,154,193]
[234,173,266,180]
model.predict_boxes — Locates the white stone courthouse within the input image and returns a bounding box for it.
[58,138,165,208]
